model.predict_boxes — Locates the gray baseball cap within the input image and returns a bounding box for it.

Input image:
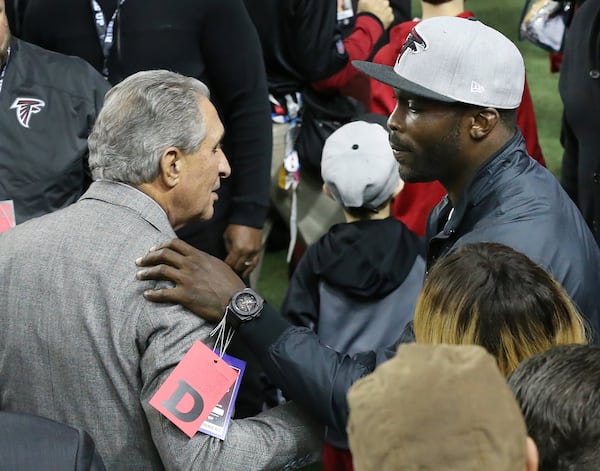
[321,121,401,210]
[354,16,525,109]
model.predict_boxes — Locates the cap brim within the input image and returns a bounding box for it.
[353,60,457,104]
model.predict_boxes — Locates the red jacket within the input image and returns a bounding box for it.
[313,14,384,94]
[369,12,546,236]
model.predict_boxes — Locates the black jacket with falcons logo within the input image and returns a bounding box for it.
[0,38,109,224]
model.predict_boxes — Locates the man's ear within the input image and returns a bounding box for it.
[469,107,499,140]
[159,147,183,188]
[525,436,539,471]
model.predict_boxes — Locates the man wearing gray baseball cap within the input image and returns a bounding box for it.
[354,16,599,337]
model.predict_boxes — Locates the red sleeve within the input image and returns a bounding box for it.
[369,42,398,114]
[517,78,546,167]
[367,21,415,114]
[549,52,563,73]
[312,13,383,92]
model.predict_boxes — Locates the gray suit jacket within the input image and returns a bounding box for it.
[0,181,322,470]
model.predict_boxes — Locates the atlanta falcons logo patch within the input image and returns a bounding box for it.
[397,28,427,65]
[10,97,46,128]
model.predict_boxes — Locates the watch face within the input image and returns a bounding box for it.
[235,292,258,313]
[228,288,264,328]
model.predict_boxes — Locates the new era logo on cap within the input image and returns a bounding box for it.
[470,81,485,94]
[354,17,525,109]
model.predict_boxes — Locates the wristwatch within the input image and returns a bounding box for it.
[226,288,264,330]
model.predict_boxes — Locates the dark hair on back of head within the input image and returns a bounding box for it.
[508,344,600,471]
[498,108,518,131]
[344,197,392,220]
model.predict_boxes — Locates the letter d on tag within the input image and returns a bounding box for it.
[162,380,204,422]
[149,341,238,438]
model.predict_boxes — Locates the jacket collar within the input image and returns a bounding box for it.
[434,131,526,236]
[467,131,525,205]
[80,180,176,236]
[5,36,20,64]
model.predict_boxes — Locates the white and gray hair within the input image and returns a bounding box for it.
[88,70,210,185]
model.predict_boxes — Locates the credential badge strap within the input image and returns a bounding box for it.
[91,0,126,77]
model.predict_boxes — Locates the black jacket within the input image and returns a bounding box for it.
[243,0,389,98]
[282,217,424,447]
[0,38,109,224]
[559,0,600,245]
[283,217,424,355]
[21,0,271,231]
[238,131,600,443]
[0,411,106,471]
[426,131,600,339]
[243,0,346,96]
[242,0,412,97]
[238,308,398,449]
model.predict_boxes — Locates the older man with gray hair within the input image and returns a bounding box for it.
[0,70,322,470]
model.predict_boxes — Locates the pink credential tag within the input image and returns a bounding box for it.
[149,341,239,438]
[0,200,16,233]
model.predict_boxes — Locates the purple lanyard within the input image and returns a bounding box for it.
[91,0,126,77]
[0,47,11,95]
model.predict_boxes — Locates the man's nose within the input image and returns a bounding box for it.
[219,150,231,178]
[387,105,405,133]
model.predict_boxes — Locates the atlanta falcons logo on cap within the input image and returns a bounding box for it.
[397,28,427,65]
[10,97,46,128]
